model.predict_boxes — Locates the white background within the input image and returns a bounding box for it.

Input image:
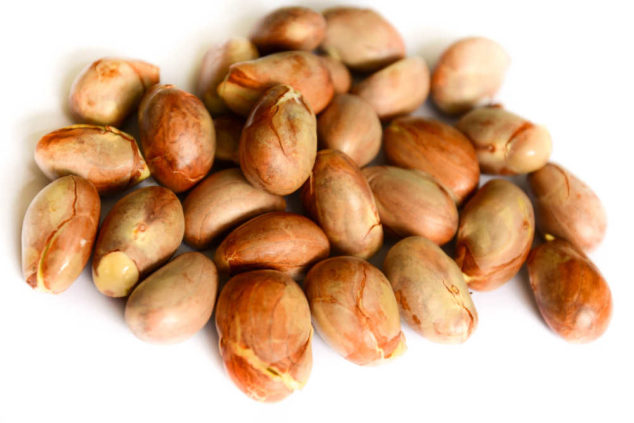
[1,1,633,422]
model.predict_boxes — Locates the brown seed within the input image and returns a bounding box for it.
[69,57,159,126]
[125,252,218,344]
[455,179,535,291]
[92,186,184,298]
[457,106,552,174]
[321,7,405,72]
[302,149,383,259]
[383,117,479,203]
[383,236,478,343]
[527,238,612,343]
[214,211,330,278]
[196,37,259,116]
[215,270,312,402]
[250,6,326,53]
[317,94,381,166]
[431,37,509,115]
[240,84,317,196]
[351,57,430,120]
[528,163,606,251]
[318,55,351,94]
[22,175,100,294]
[34,124,149,195]
[363,166,458,244]
[218,51,334,115]
[138,84,216,193]
[183,168,286,249]
[213,114,243,164]
[304,256,406,365]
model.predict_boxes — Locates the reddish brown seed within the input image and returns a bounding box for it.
[528,163,606,251]
[383,117,480,203]
[125,252,218,344]
[240,84,317,196]
[69,57,159,126]
[215,270,312,402]
[363,166,458,244]
[302,149,383,258]
[138,84,216,193]
[321,7,405,72]
[92,186,184,298]
[318,56,352,94]
[34,124,150,195]
[455,179,534,291]
[214,211,330,278]
[218,51,334,116]
[527,238,612,343]
[183,168,286,249]
[317,94,381,166]
[250,6,326,53]
[22,175,100,294]
[304,256,406,366]
[213,115,244,164]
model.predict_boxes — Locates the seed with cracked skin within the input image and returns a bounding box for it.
[35,124,150,195]
[215,270,312,402]
[240,84,317,196]
[317,94,381,166]
[431,37,509,115]
[302,149,383,259]
[196,37,259,116]
[139,84,216,193]
[183,168,286,249]
[528,163,606,251]
[250,6,326,53]
[92,186,184,297]
[214,211,329,278]
[455,179,534,291]
[457,106,552,175]
[213,115,244,164]
[69,57,159,126]
[383,117,479,204]
[363,166,458,244]
[318,55,351,94]
[384,236,478,343]
[527,238,612,343]
[304,256,406,365]
[125,252,218,344]
[321,7,405,72]
[218,51,334,115]
[351,56,430,120]
[22,175,100,294]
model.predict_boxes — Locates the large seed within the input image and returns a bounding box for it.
[183,168,286,249]
[351,57,430,120]
[139,84,216,192]
[363,166,458,244]
[250,6,326,53]
[22,176,100,294]
[455,179,534,291]
[302,149,383,258]
[304,256,406,366]
[125,252,218,344]
[431,37,509,115]
[317,94,381,166]
[69,57,159,126]
[218,51,334,115]
[214,211,329,278]
[35,124,149,194]
[240,84,317,196]
[528,163,606,251]
[457,106,552,174]
[383,117,479,203]
[321,7,405,72]
[215,270,312,402]
[92,186,184,298]
[384,236,478,343]
[527,238,612,343]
